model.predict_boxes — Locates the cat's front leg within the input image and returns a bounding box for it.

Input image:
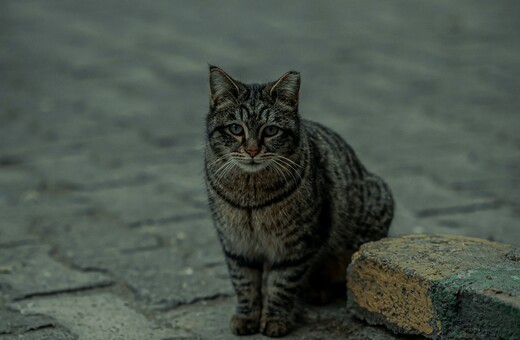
[261,250,314,337]
[223,248,263,335]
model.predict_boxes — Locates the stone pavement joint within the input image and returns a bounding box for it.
[11,294,175,340]
[0,245,114,302]
[0,309,75,339]
[347,234,520,339]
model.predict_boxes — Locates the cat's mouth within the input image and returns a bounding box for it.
[236,159,268,172]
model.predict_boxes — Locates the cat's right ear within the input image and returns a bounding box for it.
[266,71,300,109]
[209,65,242,108]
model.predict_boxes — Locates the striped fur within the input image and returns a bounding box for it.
[205,66,393,337]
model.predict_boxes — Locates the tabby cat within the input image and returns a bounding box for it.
[204,66,393,337]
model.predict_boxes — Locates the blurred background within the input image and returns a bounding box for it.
[1,1,519,339]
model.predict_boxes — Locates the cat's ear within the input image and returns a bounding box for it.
[209,65,242,107]
[267,71,300,107]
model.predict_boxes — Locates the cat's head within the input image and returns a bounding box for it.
[206,66,301,173]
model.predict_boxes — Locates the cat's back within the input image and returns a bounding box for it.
[301,119,367,181]
[303,119,393,245]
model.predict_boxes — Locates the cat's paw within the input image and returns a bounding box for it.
[230,314,260,336]
[260,317,292,338]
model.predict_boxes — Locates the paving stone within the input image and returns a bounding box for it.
[0,167,40,206]
[0,245,112,301]
[431,207,520,247]
[452,177,520,208]
[21,146,203,195]
[102,246,231,310]
[383,174,511,241]
[0,327,75,340]
[0,195,97,250]
[0,210,39,248]
[82,180,207,226]
[388,205,428,237]
[387,175,492,216]
[46,216,232,310]
[347,234,520,339]
[0,309,55,334]
[11,195,94,225]
[0,189,93,225]
[23,154,122,192]
[164,296,400,340]
[0,308,74,339]
[35,213,160,258]
[385,173,520,246]
[11,293,173,340]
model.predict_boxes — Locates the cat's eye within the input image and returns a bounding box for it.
[228,124,244,136]
[263,125,279,137]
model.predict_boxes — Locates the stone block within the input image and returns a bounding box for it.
[347,234,520,339]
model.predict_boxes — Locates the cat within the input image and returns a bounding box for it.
[204,66,394,337]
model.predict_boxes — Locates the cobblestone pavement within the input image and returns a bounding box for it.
[1,1,519,339]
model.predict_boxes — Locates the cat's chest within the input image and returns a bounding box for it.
[219,204,281,230]
[216,204,289,260]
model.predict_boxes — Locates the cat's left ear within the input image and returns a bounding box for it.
[267,71,300,107]
[209,65,243,108]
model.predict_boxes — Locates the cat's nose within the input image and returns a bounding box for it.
[245,149,259,158]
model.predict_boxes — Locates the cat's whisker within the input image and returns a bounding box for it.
[212,159,230,175]
[208,152,246,168]
[277,155,304,169]
[216,165,233,184]
[212,164,229,182]
[272,158,299,184]
[275,157,300,174]
[218,161,237,183]
[207,154,230,167]
[272,158,296,183]
[263,153,304,173]
[274,156,303,182]
[279,156,307,177]
[269,159,290,184]
[213,159,234,182]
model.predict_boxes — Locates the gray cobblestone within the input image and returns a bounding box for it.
[12,294,172,340]
[0,309,75,339]
[0,245,112,301]
[164,297,397,340]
